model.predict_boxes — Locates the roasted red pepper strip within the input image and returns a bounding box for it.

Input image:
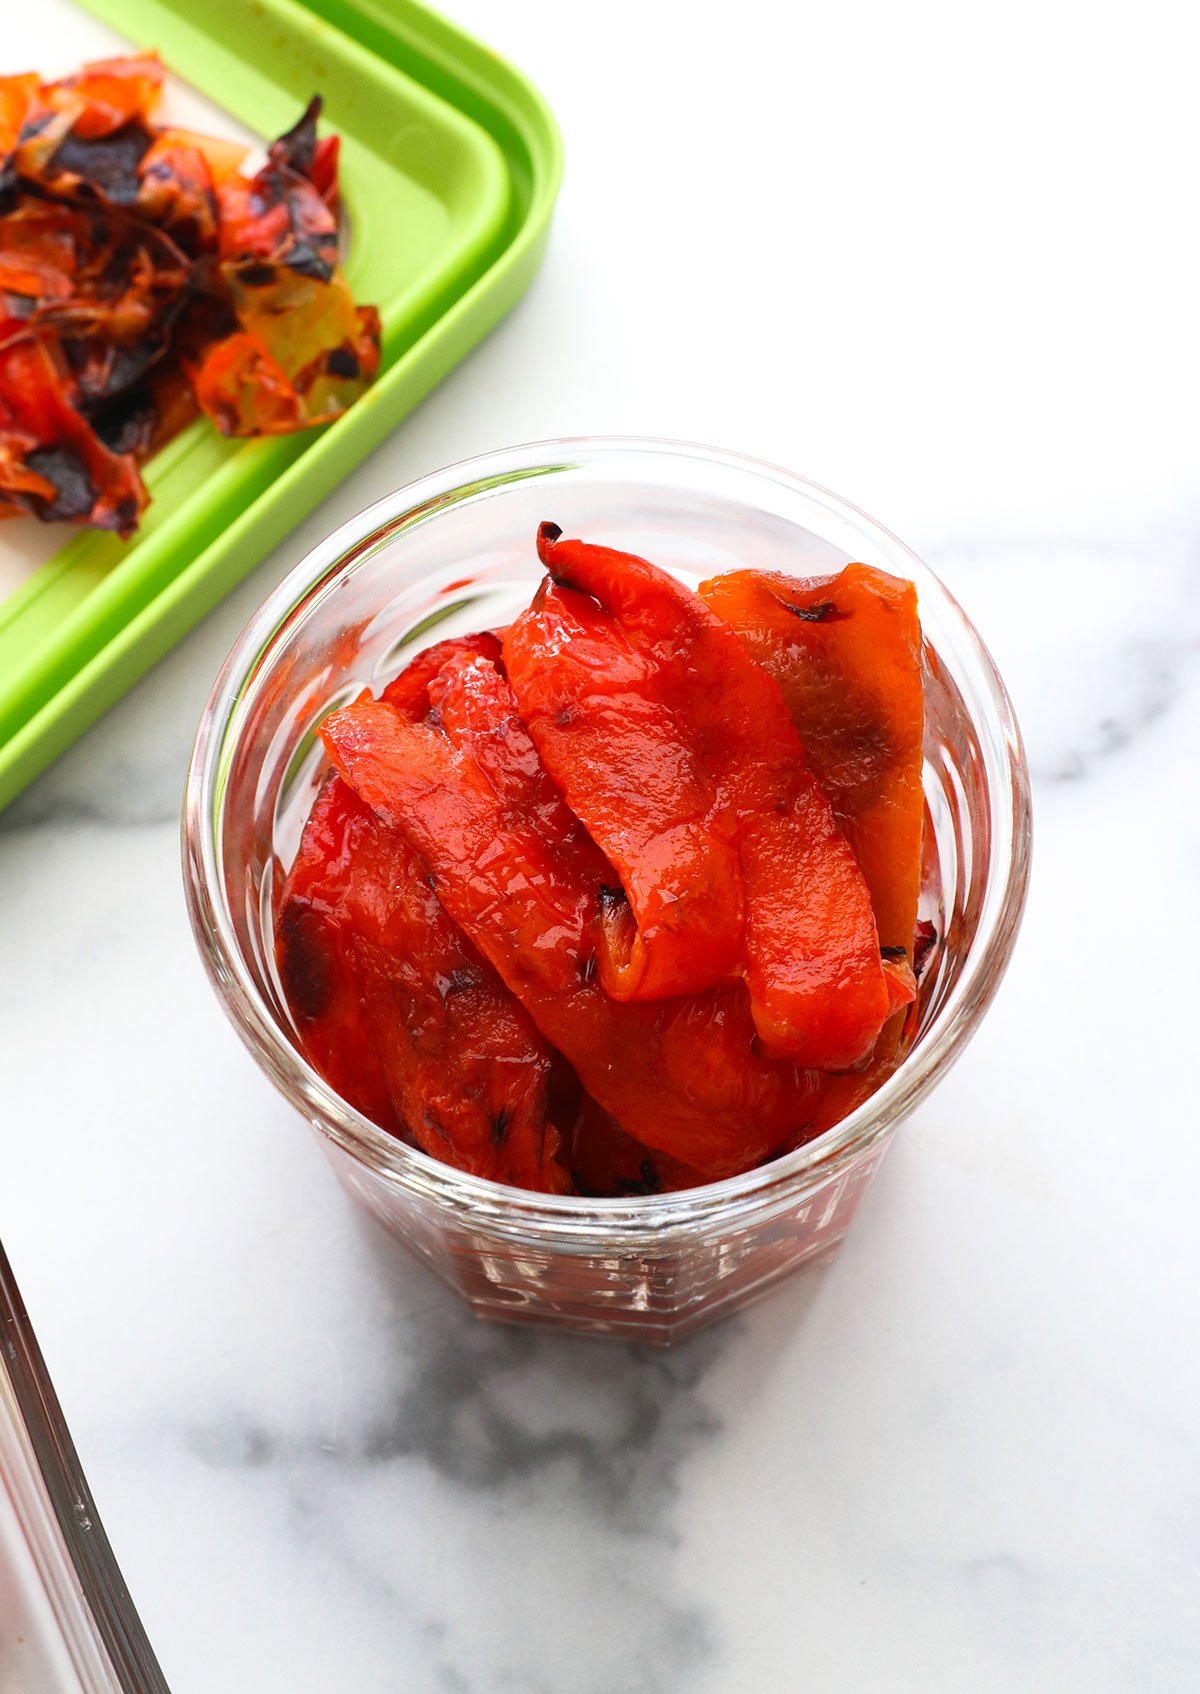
[280,636,572,1191]
[699,563,925,961]
[274,776,402,1134]
[701,564,928,1120]
[504,526,892,1069]
[504,559,743,1001]
[277,774,572,1193]
[321,654,824,1179]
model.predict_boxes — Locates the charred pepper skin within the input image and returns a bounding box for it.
[504,525,893,1070]
[321,654,825,1181]
[0,59,380,530]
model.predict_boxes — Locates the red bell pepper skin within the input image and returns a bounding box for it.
[276,774,572,1193]
[137,133,218,255]
[504,525,892,1070]
[42,53,164,139]
[503,566,743,1002]
[699,562,926,960]
[0,324,147,532]
[274,776,403,1134]
[380,630,503,718]
[321,654,825,1179]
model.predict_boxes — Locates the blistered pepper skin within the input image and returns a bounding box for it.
[321,656,825,1180]
[504,526,893,1070]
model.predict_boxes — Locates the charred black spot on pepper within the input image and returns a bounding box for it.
[26,447,95,522]
[492,1106,511,1146]
[775,596,850,623]
[276,899,331,1022]
[110,496,139,535]
[236,262,276,287]
[271,96,322,177]
[17,113,53,144]
[880,944,908,960]
[613,1160,662,1197]
[326,345,359,379]
[283,234,335,282]
[48,121,154,206]
[443,967,478,996]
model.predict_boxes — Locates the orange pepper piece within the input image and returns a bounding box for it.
[321,653,825,1179]
[699,563,925,961]
[702,563,927,1122]
[504,525,892,1069]
[42,53,165,138]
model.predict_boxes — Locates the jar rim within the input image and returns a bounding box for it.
[182,434,1032,1237]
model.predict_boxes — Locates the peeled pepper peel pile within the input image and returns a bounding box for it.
[0,54,379,535]
[277,532,930,1196]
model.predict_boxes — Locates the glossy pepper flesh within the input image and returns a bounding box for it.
[504,525,894,1070]
[277,667,571,1192]
[699,562,926,960]
[320,653,826,1180]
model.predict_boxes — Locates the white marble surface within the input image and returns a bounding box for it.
[2,0,1199,1689]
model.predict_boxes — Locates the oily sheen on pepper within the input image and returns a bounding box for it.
[276,526,927,1195]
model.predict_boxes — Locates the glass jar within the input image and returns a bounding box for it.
[183,439,1031,1342]
[0,1242,169,1692]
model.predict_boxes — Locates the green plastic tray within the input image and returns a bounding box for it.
[0,0,561,811]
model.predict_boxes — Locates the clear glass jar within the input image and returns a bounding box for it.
[183,439,1031,1343]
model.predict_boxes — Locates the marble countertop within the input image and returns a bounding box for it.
[2,1,1198,1689]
